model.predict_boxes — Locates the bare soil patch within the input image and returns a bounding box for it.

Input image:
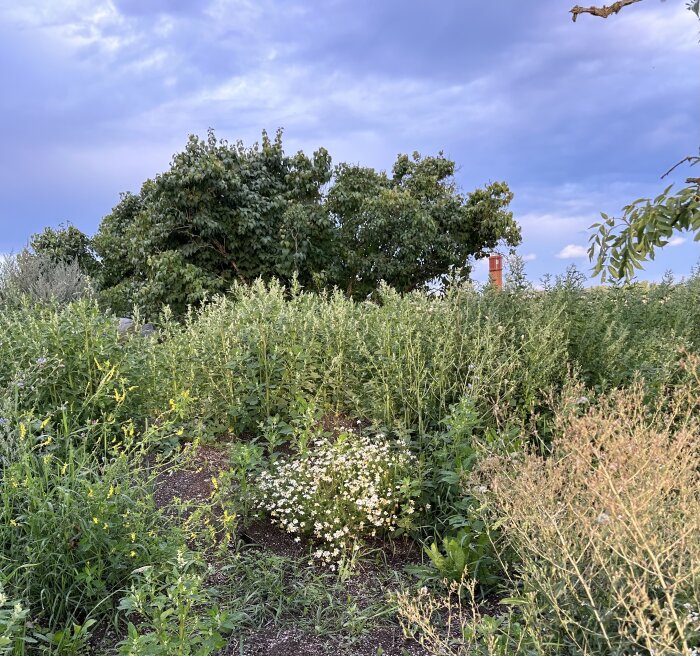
[94,440,429,655]
[226,625,428,656]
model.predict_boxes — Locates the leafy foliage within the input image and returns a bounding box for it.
[117,551,235,656]
[92,130,519,315]
[0,252,89,307]
[28,223,99,277]
[1,267,699,651]
[0,298,156,435]
[94,129,333,315]
[326,153,520,298]
[580,0,700,281]
[0,427,169,633]
[0,590,29,655]
[589,164,700,281]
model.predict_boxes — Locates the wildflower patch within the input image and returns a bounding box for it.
[256,431,418,568]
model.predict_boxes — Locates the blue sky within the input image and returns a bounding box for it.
[0,0,698,284]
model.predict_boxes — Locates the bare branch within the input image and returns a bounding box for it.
[570,0,644,22]
[661,155,700,180]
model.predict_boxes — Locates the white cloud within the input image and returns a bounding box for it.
[0,1,132,56]
[517,211,591,241]
[668,236,686,247]
[522,253,537,262]
[473,257,490,273]
[557,244,588,259]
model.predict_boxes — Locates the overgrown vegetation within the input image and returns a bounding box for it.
[397,380,700,656]
[1,254,699,654]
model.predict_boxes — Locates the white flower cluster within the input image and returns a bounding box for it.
[684,603,700,630]
[257,431,416,567]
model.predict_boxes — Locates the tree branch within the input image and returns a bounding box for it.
[570,0,643,22]
[661,155,699,180]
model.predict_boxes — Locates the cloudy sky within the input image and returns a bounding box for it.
[0,0,698,283]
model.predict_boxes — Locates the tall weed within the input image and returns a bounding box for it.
[484,384,700,655]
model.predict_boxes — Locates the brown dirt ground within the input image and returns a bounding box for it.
[153,442,232,511]
[91,437,431,655]
[226,625,427,656]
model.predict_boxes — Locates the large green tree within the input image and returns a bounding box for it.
[327,152,519,298]
[94,129,333,315]
[91,130,519,314]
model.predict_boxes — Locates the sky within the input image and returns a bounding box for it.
[0,0,698,284]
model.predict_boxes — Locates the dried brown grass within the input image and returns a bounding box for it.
[488,381,700,655]
[398,366,700,655]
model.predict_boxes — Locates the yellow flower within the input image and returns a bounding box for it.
[92,517,99,524]
[129,550,136,558]
[223,510,236,528]
[211,476,219,491]
[88,488,94,498]
[19,424,26,439]
[107,484,115,499]
[131,532,136,542]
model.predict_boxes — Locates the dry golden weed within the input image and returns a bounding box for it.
[488,383,700,655]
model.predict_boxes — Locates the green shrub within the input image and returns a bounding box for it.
[117,550,235,656]
[0,426,170,633]
[0,252,89,309]
[2,272,694,449]
[0,588,29,655]
[136,273,700,467]
[409,399,519,590]
[0,299,158,436]
[158,280,572,438]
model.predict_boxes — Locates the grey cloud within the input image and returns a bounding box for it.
[112,0,211,17]
[0,0,697,281]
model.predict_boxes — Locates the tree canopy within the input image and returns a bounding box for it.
[94,129,333,315]
[34,130,519,316]
[29,223,99,276]
[327,153,517,298]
